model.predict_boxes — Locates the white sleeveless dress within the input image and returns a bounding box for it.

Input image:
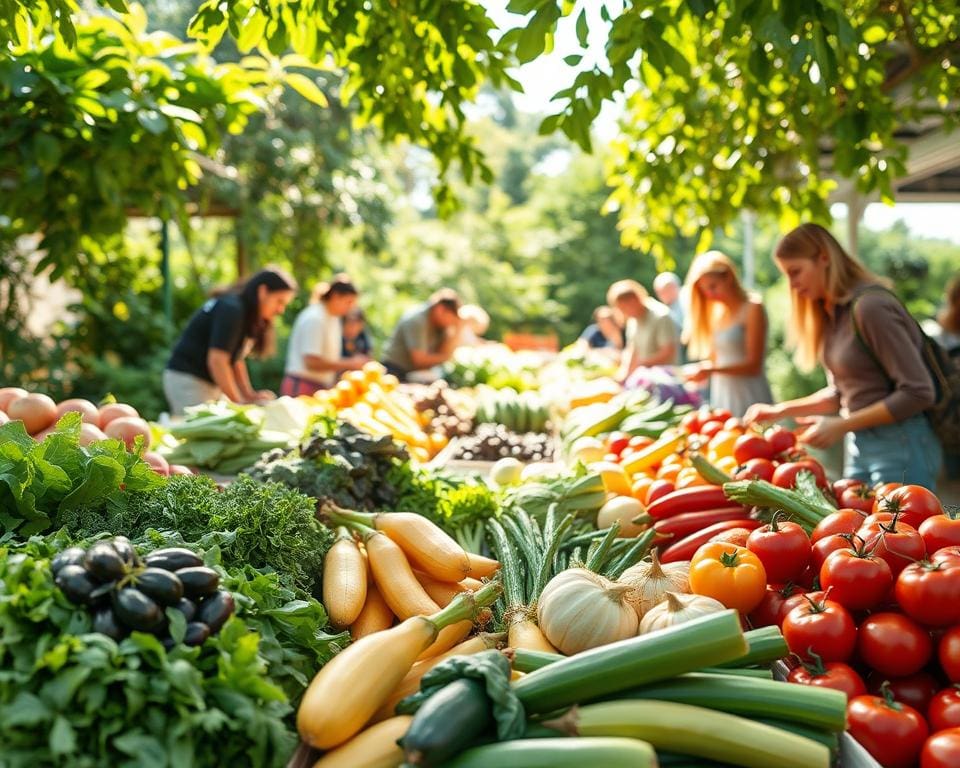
[710,303,773,418]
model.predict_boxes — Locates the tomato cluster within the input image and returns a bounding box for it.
[747,481,959,768]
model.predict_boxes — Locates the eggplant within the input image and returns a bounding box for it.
[170,597,197,622]
[183,622,211,646]
[92,608,127,640]
[111,536,139,567]
[83,542,127,582]
[55,564,98,604]
[135,568,184,606]
[196,591,234,634]
[144,547,203,572]
[51,547,86,575]
[176,566,220,599]
[112,588,163,631]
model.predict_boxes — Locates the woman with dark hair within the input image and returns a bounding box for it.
[164,267,298,415]
[342,308,373,358]
[282,274,368,395]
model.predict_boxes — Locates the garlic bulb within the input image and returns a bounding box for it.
[639,591,726,634]
[537,568,639,654]
[618,550,690,618]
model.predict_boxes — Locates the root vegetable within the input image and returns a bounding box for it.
[98,402,139,428]
[79,423,108,446]
[619,551,690,618]
[8,393,58,434]
[142,451,170,476]
[639,591,726,634]
[0,387,28,411]
[56,398,100,424]
[104,416,152,450]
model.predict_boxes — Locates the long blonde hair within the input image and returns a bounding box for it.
[683,250,748,361]
[774,223,883,371]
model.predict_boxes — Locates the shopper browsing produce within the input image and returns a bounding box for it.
[282,274,369,395]
[745,223,941,488]
[608,279,678,382]
[164,267,297,415]
[381,288,463,381]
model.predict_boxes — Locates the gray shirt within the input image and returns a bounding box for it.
[819,284,935,421]
[381,304,445,375]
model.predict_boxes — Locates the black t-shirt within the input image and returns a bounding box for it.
[167,295,250,382]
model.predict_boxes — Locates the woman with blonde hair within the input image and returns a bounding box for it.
[745,223,940,488]
[682,250,772,417]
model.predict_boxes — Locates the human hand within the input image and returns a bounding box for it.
[795,415,847,449]
[682,362,711,384]
[744,402,783,425]
[254,389,277,403]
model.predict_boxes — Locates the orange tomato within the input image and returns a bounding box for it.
[675,467,709,489]
[689,543,767,613]
[708,430,740,459]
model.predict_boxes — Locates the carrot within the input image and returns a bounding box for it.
[331,507,471,582]
[298,583,500,750]
[509,617,559,654]
[350,581,395,640]
[323,527,367,629]
[371,632,506,723]
[364,529,440,619]
[465,552,501,579]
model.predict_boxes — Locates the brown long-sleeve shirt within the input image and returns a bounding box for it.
[817,283,935,421]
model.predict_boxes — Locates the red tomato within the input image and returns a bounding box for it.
[820,546,893,611]
[711,408,733,423]
[772,459,827,490]
[939,627,960,683]
[699,419,723,438]
[932,547,960,565]
[732,433,775,464]
[896,560,960,627]
[928,688,960,733]
[746,518,810,584]
[765,425,797,455]
[858,613,933,678]
[778,589,826,625]
[811,534,853,572]
[859,518,926,577]
[681,411,703,434]
[876,481,905,499]
[921,514,960,555]
[875,485,944,529]
[723,416,745,431]
[709,526,755,548]
[840,484,878,513]
[833,477,865,498]
[733,457,776,482]
[782,596,857,662]
[750,583,803,628]
[644,479,675,506]
[922,728,960,768]
[787,658,867,701]
[848,691,929,768]
[869,672,941,715]
[812,508,868,543]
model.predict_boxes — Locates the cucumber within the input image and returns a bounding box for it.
[441,737,657,768]
[548,700,830,768]
[715,626,788,668]
[513,610,748,714]
[512,648,563,673]
[401,678,492,766]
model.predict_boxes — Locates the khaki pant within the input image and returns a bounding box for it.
[163,369,222,416]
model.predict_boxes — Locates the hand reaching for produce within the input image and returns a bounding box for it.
[681,363,711,384]
[795,416,846,449]
[254,389,277,403]
[743,402,782,425]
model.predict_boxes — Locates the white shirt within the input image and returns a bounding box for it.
[284,303,342,387]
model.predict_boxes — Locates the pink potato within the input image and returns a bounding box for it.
[56,398,100,425]
[103,416,152,451]
[98,402,139,429]
[8,393,58,434]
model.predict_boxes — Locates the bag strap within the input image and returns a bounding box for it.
[849,285,897,388]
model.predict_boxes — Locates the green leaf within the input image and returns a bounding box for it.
[563,54,583,66]
[166,606,187,644]
[284,73,329,107]
[49,715,77,756]
[74,69,111,91]
[575,8,589,47]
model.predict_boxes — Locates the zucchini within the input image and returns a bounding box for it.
[441,737,657,768]
[313,714,412,768]
[755,718,839,753]
[401,678,492,767]
[699,667,774,679]
[513,610,748,714]
[547,700,830,768]
[716,626,788,668]
[615,672,847,732]
[511,648,563,673]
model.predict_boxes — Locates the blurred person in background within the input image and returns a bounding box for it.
[577,306,626,359]
[607,279,678,382]
[282,274,368,396]
[381,288,463,381]
[458,304,492,346]
[164,267,297,415]
[342,307,373,360]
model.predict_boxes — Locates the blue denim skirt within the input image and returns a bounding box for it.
[844,415,943,489]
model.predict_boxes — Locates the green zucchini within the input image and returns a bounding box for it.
[513,610,748,714]
[441,737,657,768]
[716,625,788,668]
[546,700,830,768]
[614,672,847,732]
[401,678,492,767]
[699,667,774,679]
[511,648,563,673]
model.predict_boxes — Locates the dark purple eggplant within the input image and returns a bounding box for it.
[83,542,127,582]
[196,591,234,633]
[144,547,203,572]
[135,568,184,606]
[92,608,127,640]
[51,547,86,575]
[183,622,211,646]
[176,566,220,599]
[112,588,163,631]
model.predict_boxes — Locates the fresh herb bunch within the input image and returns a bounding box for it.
[59,474,333,598]
[0,535,344,767]
[0,414,163,538]
[247,418,411,510]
